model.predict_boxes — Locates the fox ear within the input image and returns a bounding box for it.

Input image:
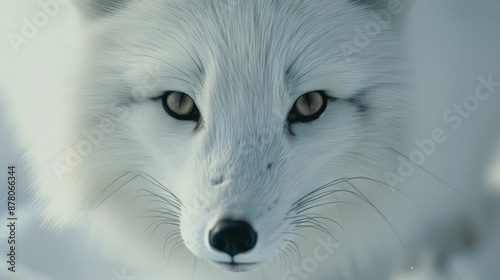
[74,0,132,19]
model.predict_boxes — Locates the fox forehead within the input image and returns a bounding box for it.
[90,0,384,101]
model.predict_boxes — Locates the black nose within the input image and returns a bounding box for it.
[209,220,257,257]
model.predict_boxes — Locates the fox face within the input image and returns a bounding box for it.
[3,0,407,273]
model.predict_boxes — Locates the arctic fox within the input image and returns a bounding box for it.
[1,0,497,279]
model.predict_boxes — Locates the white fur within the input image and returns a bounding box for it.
[1,0,497,279]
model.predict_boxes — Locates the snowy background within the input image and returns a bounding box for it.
[1,0,500,279]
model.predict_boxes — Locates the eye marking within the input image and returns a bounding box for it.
[161,91,201,122]
[287,91,330,124]
[346,90,369,113]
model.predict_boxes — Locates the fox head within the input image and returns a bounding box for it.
[2,0,408,273]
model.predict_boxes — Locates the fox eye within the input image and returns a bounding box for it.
[287,91,328,123]
[162,91,200,121]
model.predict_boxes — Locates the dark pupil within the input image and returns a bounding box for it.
[176,94,184,108]
[172,93,190,113]
[304,94,313,109]
[300,93,321,115]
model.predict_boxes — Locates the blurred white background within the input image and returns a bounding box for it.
[0,0,499,279]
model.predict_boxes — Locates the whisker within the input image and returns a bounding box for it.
[292,176,419,212]
[132,171,184,206]
[285,245,294,264]
[287,175,425,252]
[387,147,475,200]
[292,224,336,241]
[282,231,307,243]
[89,173,139,213]
[278,248,287,268]
[346,181,406,249]
[140,220,180,241]
[132,189,181,210]
[165,234,182,265]
[192,255,198,280]
[293,192,368,214]
[291,178,352,209]
[170,240,187,261]
[259,266,267,280]
[138,209,180,219]
[284,239,302,264]
[125,189,181,212]
[287,214,350,245]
